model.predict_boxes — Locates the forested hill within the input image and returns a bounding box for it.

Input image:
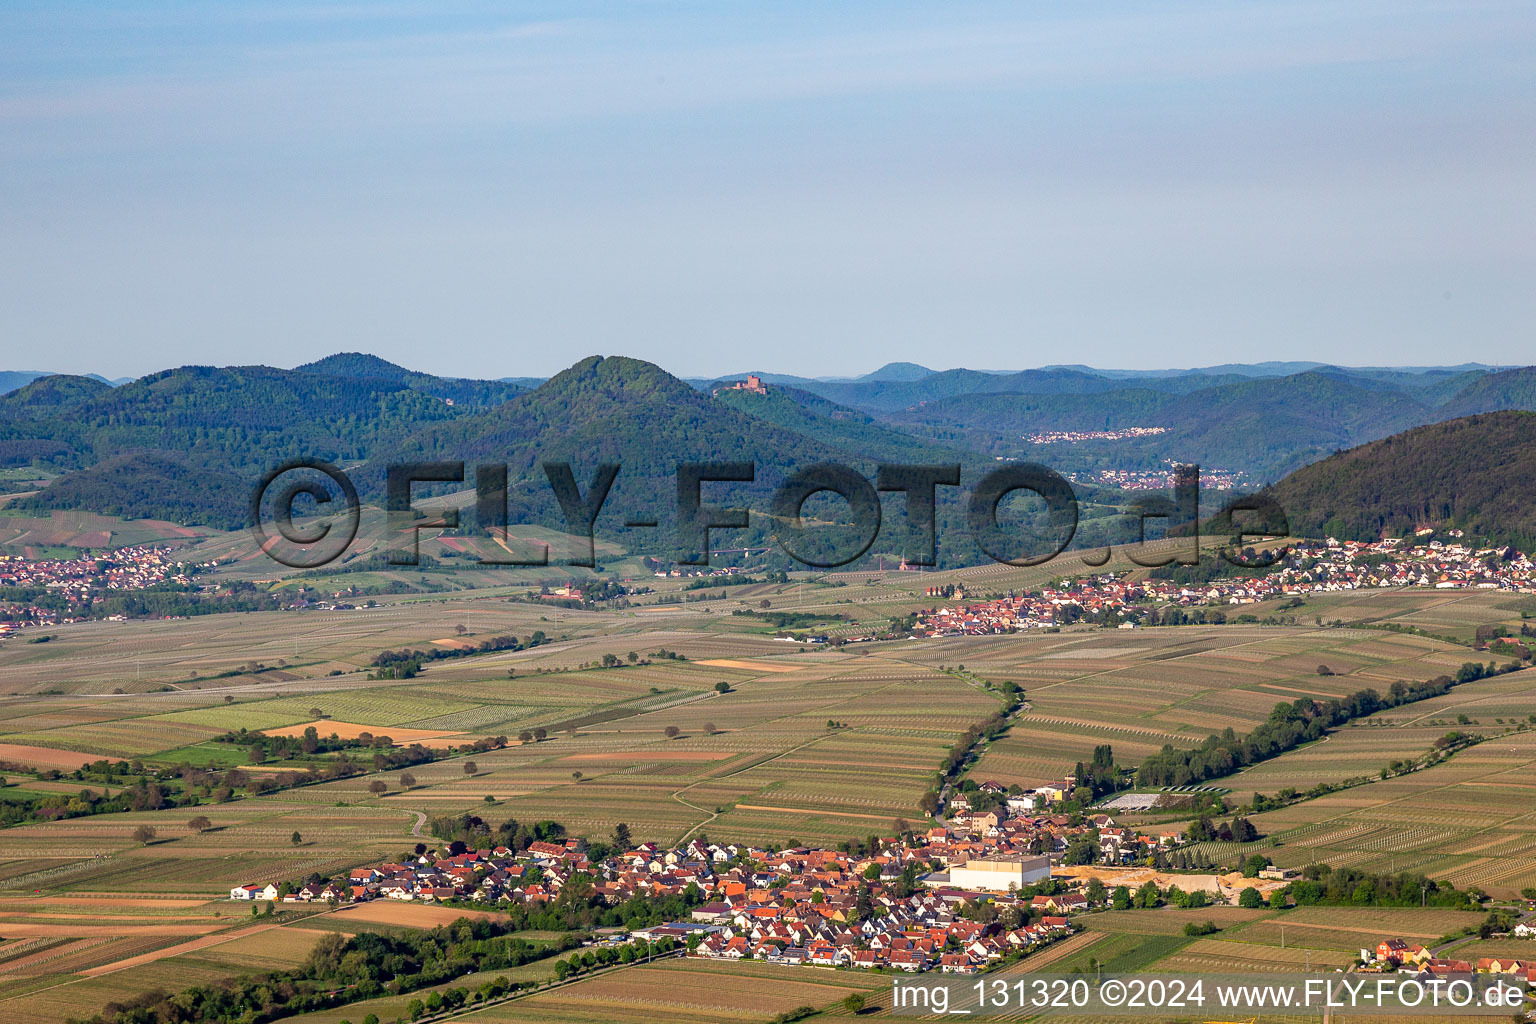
[363,355,992,555]
[7,355,992,538]
[890,371,1434,481]
[785,366,1128,411]
[1433,367,1536,419]
[6,361,529,528]
[295,353,526,407]
[7,352,1536,545]
[711,384,975,466]
[0,374,113,419]
[1264,411,1536,550]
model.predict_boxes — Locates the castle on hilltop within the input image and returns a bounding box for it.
[713,374,768,396]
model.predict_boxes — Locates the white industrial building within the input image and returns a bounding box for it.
[946,855,1051,892]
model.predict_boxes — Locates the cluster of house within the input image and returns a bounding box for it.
[910,575,1147,636]
[1076,466,1248,491]
[650,565,756,579]
[0,545,201,629]
[1362,936,1536,986]
[1026,427,1169,444]
[230,817,1181,973]
[1244,536,1536,599]
[946,781,1177,865]
[682,889,1074,973]
[910,538,1536,638]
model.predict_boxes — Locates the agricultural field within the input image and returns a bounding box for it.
[0,510,214,553]
[0,912,335,1024]
[1243,587,1536,647]
[1226,665,1536,801]
[451,958,888,1024]
[0,545,1533,1021]
[966,625,1478,789]
[1155,935,1355,973]
[0,890,332,1024]
[1251,726,1536,892]
[1453,936,1536,960]
[1218,907,1486,953]
[0,593,1527,884]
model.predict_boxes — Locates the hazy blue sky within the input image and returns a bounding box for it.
[2,2,1532,380]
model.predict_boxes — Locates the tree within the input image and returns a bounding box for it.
[612,822,633,849]
[518,730,533,743]
[1241,852,1271,878]
[463,760,478,776]
[533,727,548,741]
[1238,886,1265,908]
[703,721,718,735]
[843,993,866,1014]
[291,831,303,846]
[132,824,157,845]
[368,780,388,797]
[1062,834,1097,866]
[399,772,417,789]
[664,725,681,739]
[714,681,731,694]
[406,997,425,1021]
[1111,885,1132,910]
[1086,877,1107,905]
[186,815,213,833]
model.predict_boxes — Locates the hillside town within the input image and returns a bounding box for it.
[912,538,1536,638]
[1077,465,1249,490]
[1026,427,1169,444]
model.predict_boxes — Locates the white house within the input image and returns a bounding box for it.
[1513,922,1535,939]
[230,882,279,901]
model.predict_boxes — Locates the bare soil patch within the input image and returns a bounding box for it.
[332,902,504,928]
[0,745,102,770]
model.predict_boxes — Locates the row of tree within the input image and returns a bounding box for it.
[1137,663,1509,787]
